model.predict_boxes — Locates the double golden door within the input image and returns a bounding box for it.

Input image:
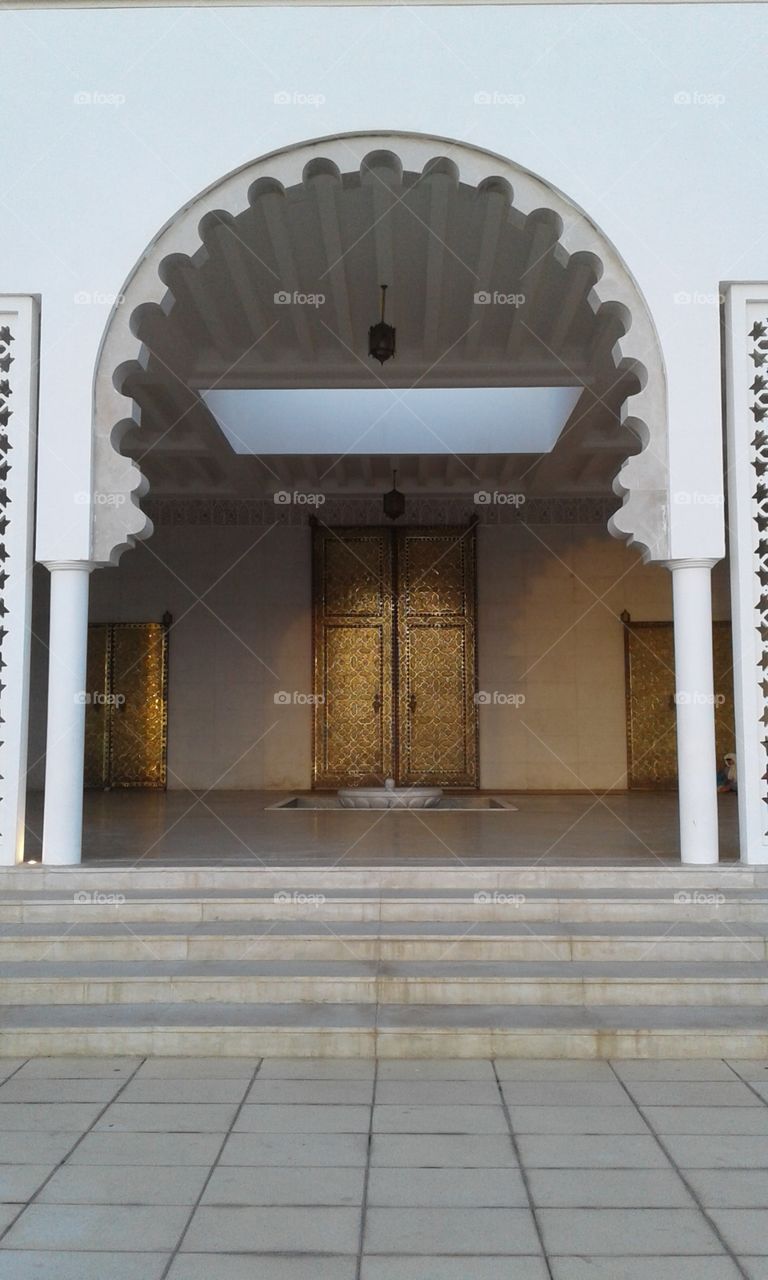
[312,526,478,788]
[84,623,168,788]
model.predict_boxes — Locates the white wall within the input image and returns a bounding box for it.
[27,521,731,792]
[0,6,763,564]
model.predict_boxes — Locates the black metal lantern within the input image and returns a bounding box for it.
[369,284,396,364]
[383,468,405,521]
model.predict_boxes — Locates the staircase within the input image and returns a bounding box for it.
[1,864,767,1057]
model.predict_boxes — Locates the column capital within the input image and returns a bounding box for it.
[40,560,99,575]
[662,557,719,573]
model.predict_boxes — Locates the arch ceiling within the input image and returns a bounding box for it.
[92,132,669,565]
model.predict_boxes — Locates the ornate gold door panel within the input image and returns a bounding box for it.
[313,528,395,787]
[625,620,735,788]
[312,525,477,788]
[396,528,478,787]
[84,622,168,789]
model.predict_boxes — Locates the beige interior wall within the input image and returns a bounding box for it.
[27,522,731,792]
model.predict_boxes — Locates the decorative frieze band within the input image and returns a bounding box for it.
[144,494,618,527]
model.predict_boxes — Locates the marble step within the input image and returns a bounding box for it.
[1,1000,767,1058]
[2,864,763,892]
[2,957,767,1006]
[1,887,766,924]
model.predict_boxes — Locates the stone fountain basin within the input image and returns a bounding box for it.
[338,786,443,810]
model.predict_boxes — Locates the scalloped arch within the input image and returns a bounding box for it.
[91,130,669,566]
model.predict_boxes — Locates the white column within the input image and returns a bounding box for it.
[41,562,95,866]
[665,557,720,864]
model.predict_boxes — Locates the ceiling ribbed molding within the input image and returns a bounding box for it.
[91,131,669,566]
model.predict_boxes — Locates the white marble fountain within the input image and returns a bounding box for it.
[338,777,442,810]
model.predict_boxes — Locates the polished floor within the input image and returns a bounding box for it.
[0,1055,766,1279]
[25,790,740,866]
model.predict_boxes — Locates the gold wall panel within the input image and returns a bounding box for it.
[625,620,736,789]
[313,525,477,788]
[84,622,168,789]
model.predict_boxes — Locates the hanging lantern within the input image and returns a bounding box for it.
[383,468,405,521]
[369,284,396,364]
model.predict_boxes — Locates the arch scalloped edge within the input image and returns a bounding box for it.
[89,131,671,566]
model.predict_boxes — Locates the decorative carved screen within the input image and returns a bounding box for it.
[313,526,477,788]
[84,622,168,789]
[624,621,736,789]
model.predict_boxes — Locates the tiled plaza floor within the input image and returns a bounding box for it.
[0,1055,767,1278]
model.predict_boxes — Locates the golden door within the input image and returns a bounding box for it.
[313,526,478,788]
[624,620,735,788]
[84,622,168,789]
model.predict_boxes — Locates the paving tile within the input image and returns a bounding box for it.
[168,1258,357,1280]
[374,1081,499,1105]
[94,1103,236,1132]
[0,1133,77,1165]
[528,1167,694,1208]
[740,1081,768,1105]
[500,1082,629,1107]
[538,1207,724,1255]
[259,1060,375,1080]
[361,1259,548,1279]
[549,1260,743,1279]
[14,1058,141,1080]
[367,1166,527,1207]
[685,1169,768,1207]
[644,1106,768,1135]
[234,1104,370,1133]
[623,1083,759,1108]
[0,1253,169,1280]
[518,1134,670,1168]
[0,1165,55,1203]
[0,1062,26,1083]
[371,1135,516,1168]
[0,1078,124,1104]
[508,1105,647,1134]
[202,1165,365,1206]
[496,1060,617,1082]
[134,1058,256,1078]
[707,1209,768,1253]
[0,1207,20,1234]
[742,1261,768,1280]
[613,1061,741,1082]
[662,1136,768,1169]
[0,1103,103,1131]
[724,1061,768,1082]
[377,1060,495,1081]
[69,1132,223,1166]
[0,1204,189,1251]
[364,1206,540,1254]
[181,1206,360,1253]
[220,1133,369,1167]
[245,1080,374,1105]
[372,1105,506,1134]
[119,1079,248,1104]
[38,1163,210,1205]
